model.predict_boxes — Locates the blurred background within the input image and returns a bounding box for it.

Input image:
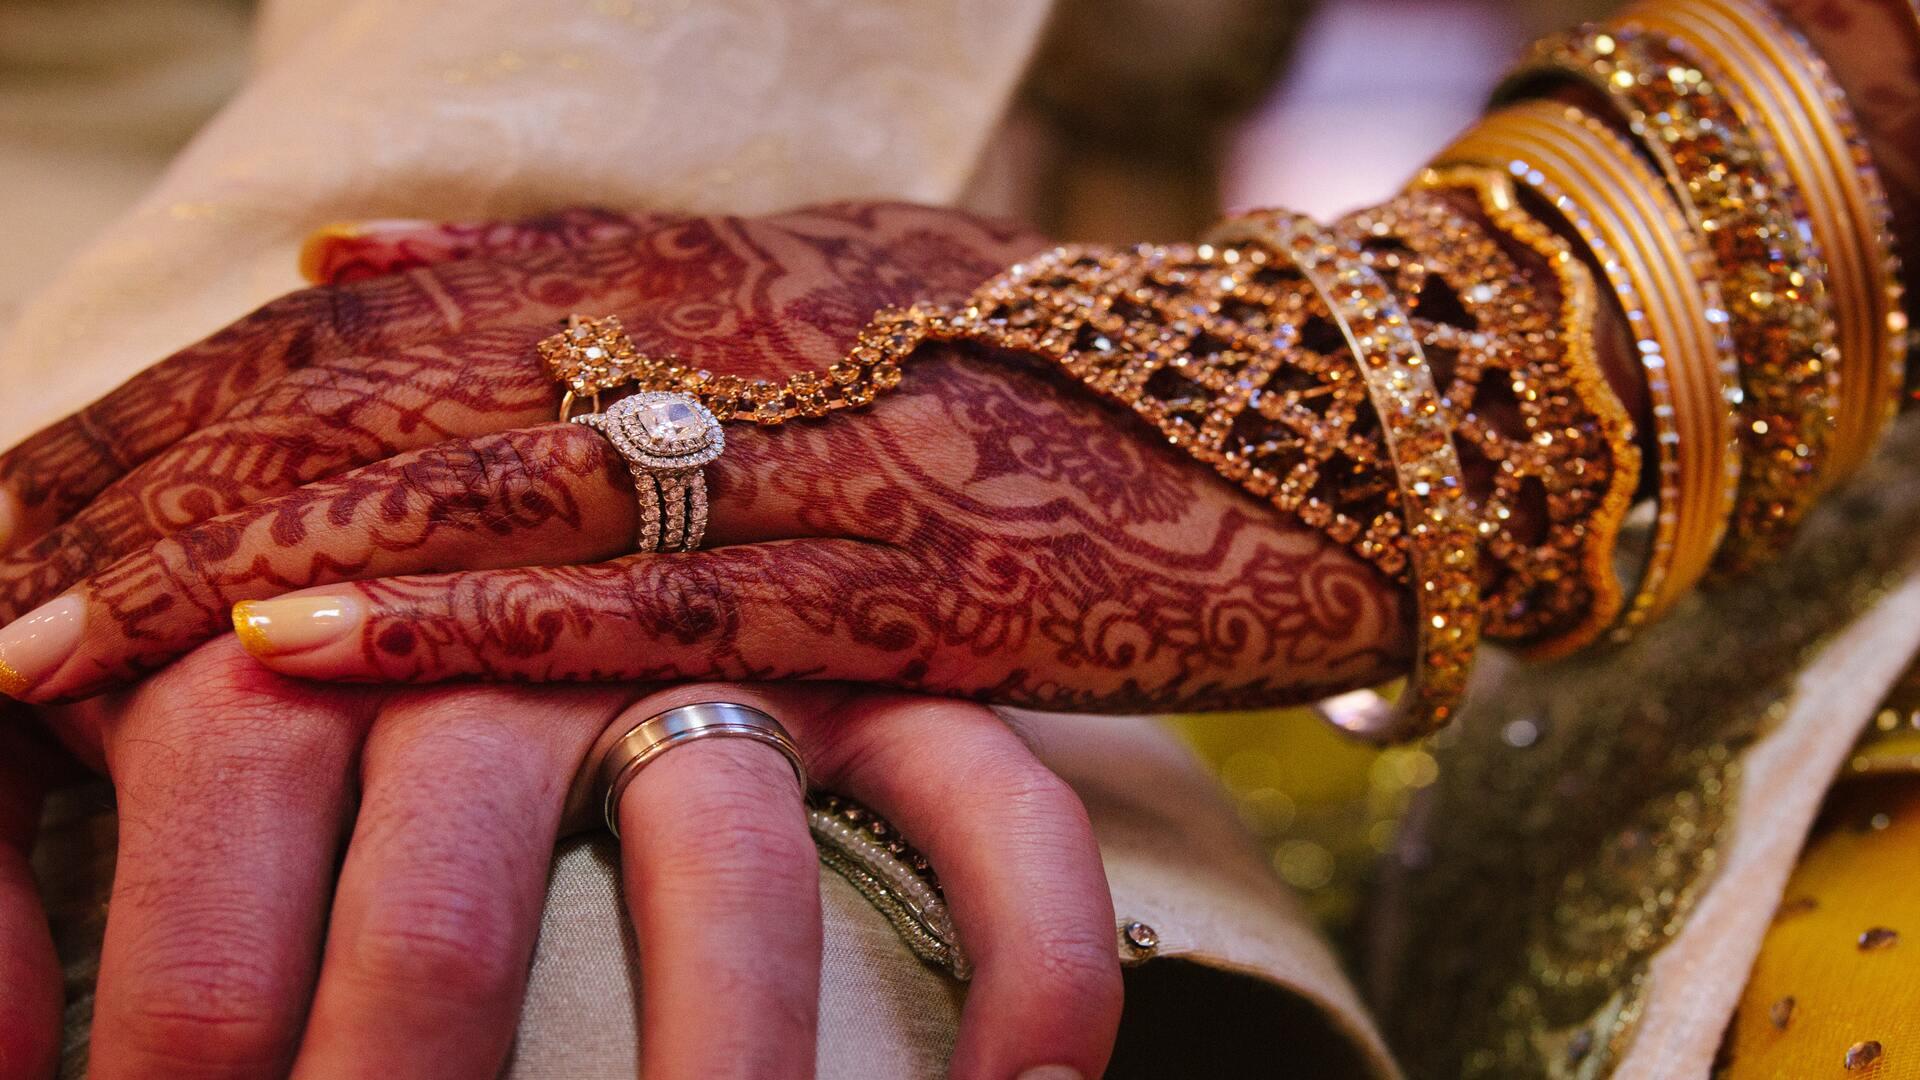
[0,0,1616,935]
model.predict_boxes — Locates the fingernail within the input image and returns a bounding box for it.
[296,220,436,284]
[0,594,85,698]
[232,594,363,656]
[1016,1069,1083,1080]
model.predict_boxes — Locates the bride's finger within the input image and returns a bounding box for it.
[0,324,561,620]
[0,201,1038,561]
[291,684,632,1079]
[807,696,1121,1080]
[607,686,821,1080]
[229,540,948,692]
[298,208,666,286]
[0,250,572,559]
[0,419,831,703]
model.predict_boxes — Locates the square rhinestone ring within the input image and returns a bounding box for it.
[573,391,725,552]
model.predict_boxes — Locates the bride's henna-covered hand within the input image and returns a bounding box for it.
[0,208,666,561]
[0,203,1024,615]
[0,205,1404,713]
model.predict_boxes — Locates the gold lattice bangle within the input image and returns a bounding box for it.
[1207,211,1480,742]
[1440,101,1742,636]
[1630,0,1908,483]
[1499,23,1843,576]
[1338,167,1639,657]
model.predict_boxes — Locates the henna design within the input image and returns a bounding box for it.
[272,353,1406,713]
[54,427,628,693]
[16,201,1406,711]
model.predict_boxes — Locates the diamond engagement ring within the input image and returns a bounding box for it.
[573,391,725,553]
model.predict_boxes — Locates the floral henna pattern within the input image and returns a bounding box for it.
[62,426,629,689]
[14,201,1407,710]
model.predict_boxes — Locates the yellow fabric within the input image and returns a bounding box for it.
[1724,778,1920,1078]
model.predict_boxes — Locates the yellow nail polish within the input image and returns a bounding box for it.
[0,594,85,698]
[232,594,363,656]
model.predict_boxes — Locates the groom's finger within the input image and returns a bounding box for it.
[291,683,628,1080]
[0,719,60,1080]
[86,640,375,1080]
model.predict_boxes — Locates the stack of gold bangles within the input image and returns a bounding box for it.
[544,0,1906,742]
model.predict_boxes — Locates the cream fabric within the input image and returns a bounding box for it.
[0,0,1055,449]
[10,1,1399,1075]
[504,715,1398,1077]
[1614,569,1920,1077]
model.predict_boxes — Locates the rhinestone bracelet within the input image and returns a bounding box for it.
[1336,170,1639,655]
[1207,211,1481,742]
[1500,23,1843,575]
[1630,0,1908,483]
[1441,101,1742,636]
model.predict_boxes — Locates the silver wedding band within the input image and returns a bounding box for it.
[597,702,807,835]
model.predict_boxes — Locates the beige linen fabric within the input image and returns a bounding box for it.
[10,1,1400,1075]
[0,0,1056,448]
[504,715,1397,1077]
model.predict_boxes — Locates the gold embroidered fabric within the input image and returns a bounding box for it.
[1370,414,1920,1079]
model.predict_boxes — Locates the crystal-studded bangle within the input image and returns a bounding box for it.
[1629,0,1908,484]
[1336,167,1640,657]
[1207,211,1481,743]
[1498,23,1843,576]
[1440,101,1742,636]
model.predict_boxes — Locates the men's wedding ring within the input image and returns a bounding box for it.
[573,391,724,553]
[596,702,806,835]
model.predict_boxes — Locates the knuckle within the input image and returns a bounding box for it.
[113,933,296,1069]
[395,433,555,530]
[644,780,816,905]
[111,639,355,798]
[1021,924,1124,1010]
[347,881,525,1007]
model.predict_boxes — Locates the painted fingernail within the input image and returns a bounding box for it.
[232,594,364,656]
[296,220,435,283]
[1016,1069,1083,1080]
[0,594,85,698]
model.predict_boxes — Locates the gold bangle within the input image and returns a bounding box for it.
[1335,169,1639,656]
[1629,0,1908,482]
[1499,23,1842,575]
[1209,211,1480,743]
[1439,101,1742,635]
